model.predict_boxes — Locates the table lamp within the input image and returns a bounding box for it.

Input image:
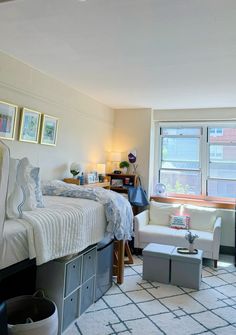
[110,152,121,173]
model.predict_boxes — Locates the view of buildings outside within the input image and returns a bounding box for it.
[160,127,236,198]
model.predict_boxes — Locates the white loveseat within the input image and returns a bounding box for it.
[134,201,222,267]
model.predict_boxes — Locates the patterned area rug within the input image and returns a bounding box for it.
[65,255,236,335]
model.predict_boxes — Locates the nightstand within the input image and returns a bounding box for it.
[63,178,110,189]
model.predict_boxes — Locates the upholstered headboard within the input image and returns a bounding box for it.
[0,140,10,242]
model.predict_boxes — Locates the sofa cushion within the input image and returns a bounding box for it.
[149,201,181,226]
[139,225,213,253]
[183,205,217,232]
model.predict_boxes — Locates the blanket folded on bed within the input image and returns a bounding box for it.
[42,180,133,240]
[21,180,133,265]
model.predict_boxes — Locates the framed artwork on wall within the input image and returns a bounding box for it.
[40,114,58,146]
[19,108,41,143]
[0,100,18,140]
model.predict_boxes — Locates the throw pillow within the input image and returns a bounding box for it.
[17,157,37,211]
[29,166,44,208]
[6,158,24,219]
[169,215,190,230]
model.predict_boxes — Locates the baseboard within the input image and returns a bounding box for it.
[220,245,235,255]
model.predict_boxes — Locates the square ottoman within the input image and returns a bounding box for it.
[143,243,175,283]
[171,248,203,290]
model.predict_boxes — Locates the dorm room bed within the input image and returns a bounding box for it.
[0,140,133,299]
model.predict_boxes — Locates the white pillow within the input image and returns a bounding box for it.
[183,205,217,232]
[6,158,24,219]
[6,157,42,218]
[149,201,181,226]
[0,140,10,239]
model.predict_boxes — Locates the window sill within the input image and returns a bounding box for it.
[150,194,236,209]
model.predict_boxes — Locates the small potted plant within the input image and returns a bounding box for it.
[185,230,199,253]
[119,161,129,174]
[70,162,81,178]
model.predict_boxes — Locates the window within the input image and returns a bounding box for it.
[159,127,201,195]
[208,127,236,198]
[157,124,236,199]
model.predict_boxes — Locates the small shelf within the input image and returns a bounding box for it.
[107,173,138,193]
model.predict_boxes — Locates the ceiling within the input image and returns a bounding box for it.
[0,0,236,109]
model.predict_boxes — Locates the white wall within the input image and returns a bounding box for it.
[0,51,114,180]
[113,108,152,192]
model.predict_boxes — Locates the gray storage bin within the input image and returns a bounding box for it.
[82,248,96,283]
[62,290,79,332]
[65,257,82,297]
[80,277,95,315]
[143,243,175,283]
[171,248,203,290]
[95,237,114,302]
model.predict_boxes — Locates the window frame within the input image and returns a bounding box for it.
[155,121,236,199]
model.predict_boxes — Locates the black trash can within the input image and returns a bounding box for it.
[95,237,114,301]
[0,301,8,335]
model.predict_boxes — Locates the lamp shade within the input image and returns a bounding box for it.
[97,163,106,175]
[110,152,121,162]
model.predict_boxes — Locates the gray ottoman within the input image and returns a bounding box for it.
[171,248,203,290]
[143,243,175,283]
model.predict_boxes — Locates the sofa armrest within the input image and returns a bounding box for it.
[212,216,222,260]
[134,210,149,249]
[134,210,149,230]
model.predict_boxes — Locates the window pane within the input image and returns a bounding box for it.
[208,179,236,198]
[209,162,236,179]
[162,128,201,136]
[209,127,236,143]
[160,170,201,195]
[209,145,236,179]
[162,138,200,168]
[210,145,236,162]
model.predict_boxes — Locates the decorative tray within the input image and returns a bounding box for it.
[177,247,198,255]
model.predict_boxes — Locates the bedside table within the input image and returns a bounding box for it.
[63,178,110,189]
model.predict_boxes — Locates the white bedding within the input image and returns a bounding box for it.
[22,196,107,265]
[0,219,29,269]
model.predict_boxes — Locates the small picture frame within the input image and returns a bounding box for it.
[111,179,123,187]
[40,114,58,146]
[19,108,41,143]
[86,173,96,184]
[0,101,18,140]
